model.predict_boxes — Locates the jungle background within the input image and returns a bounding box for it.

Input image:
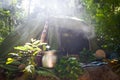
[0,0,120,54]
[0,0,120,80]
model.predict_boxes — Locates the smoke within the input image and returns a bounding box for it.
[0,0,96,42]
[0,0,96,40]
[49,15,95,39]
[0,0,96,57]
[23,0,95,39]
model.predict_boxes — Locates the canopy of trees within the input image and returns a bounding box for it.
[0,0,25,44]
[82,0,120,54]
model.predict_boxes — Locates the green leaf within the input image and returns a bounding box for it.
[24,65,35,74]
[8,53,19,56]
[43,45,46,51]
[33,40,40,45]
[24,45,33,50]
[6,58,14,64]
[14,46,27,51]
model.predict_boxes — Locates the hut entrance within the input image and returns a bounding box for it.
[58,27,89,56]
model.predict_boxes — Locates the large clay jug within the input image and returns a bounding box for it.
[42,50,57,68]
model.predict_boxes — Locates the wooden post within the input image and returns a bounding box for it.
[40,21,48,43]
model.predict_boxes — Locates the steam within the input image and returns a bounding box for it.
[49,15,95,39]
[1,0,95,42]
[0,0,95,55]
[0,0,95,39]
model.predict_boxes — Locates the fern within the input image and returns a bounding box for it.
[36,67,60,80]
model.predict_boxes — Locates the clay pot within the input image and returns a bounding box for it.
[42,50,57,68]
[94,49,106,58]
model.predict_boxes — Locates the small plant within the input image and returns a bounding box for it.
[3,38,59,80]
[54,57,84,80]
[5,38,47,79]
[36,67,60,80]
[79,48,96,63]
[0,37,4,44]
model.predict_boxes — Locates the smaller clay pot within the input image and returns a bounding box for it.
[94,49,106,58]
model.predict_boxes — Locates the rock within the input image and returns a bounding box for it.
[94,49,106,59]
[79,65,120,80]
[18,64,26,70]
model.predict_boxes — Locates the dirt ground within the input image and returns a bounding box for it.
[79,65,120,80]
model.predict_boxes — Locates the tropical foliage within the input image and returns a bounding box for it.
[0,0,24,44]
[0,39,48,80]
[81,0,120,75]
[0,8,13,44]
[79,48,96,63]
[54,57,84,80]
[82,0,120,53]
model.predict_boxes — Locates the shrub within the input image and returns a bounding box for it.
[54,57,84,80]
